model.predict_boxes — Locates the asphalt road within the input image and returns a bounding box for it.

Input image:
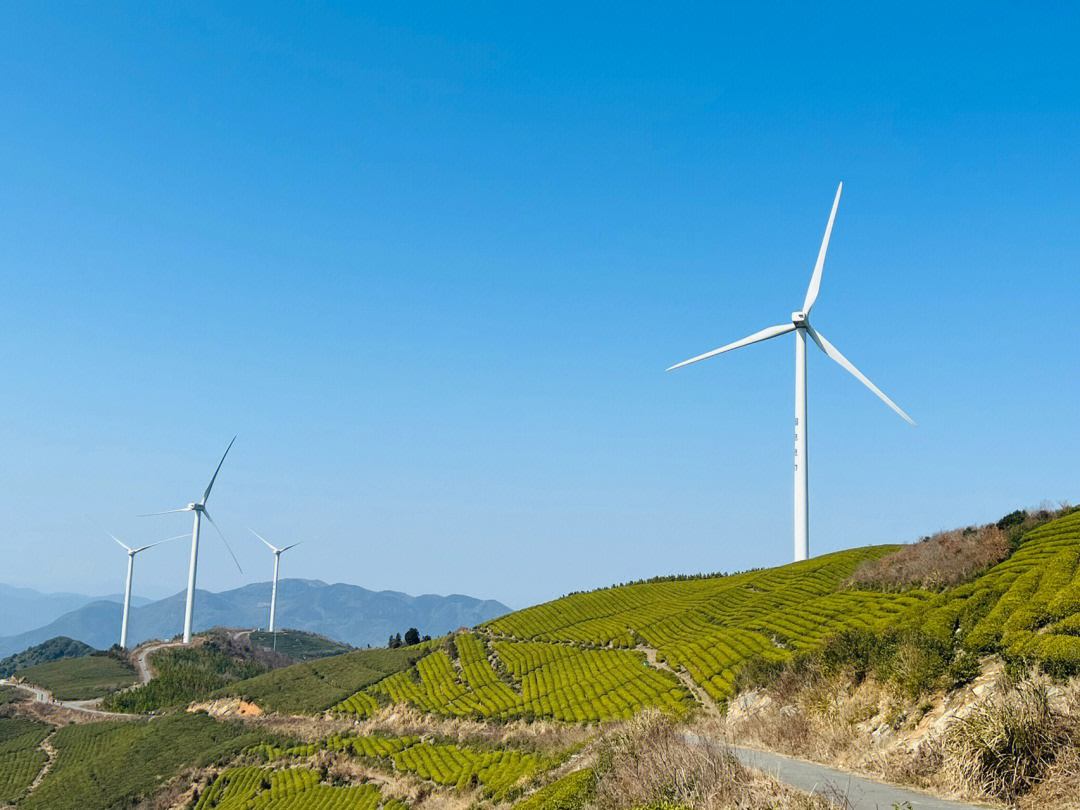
[729,743,995,810]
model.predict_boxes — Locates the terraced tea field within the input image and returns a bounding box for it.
[904,507,1080,676]
[0,717,51,804]
[194,766,398,810]
[331,546,937,717]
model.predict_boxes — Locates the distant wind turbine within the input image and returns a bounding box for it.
[108,532,186,649]
[667,184,915,562]
[141,437,242,644]
[250,530,312,632]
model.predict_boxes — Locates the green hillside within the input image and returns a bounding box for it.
[4,509,1080,809]
[19,654,137,700]
[0,636,95,678]
[221,644,431,714]
[248,629,352,660]
[904,507,1080,676]
[325,545,929,721]
[321,510,1080,722]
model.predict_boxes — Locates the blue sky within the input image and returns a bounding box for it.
[1,3,1077,609]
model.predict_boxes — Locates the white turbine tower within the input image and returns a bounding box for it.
[109,532,186,649]
[142,437,242,643]
[668,184,915,562]
[250,530,311,633]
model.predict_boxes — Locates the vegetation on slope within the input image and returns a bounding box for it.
[221,644,432,714]
[846,505,1075,592]
[18,654,137,699]
[20,712,282,810]
[193,766,396,810]
[102,631,285,713]
[249,629,352,660]
[0,636,95,678]
[0,716,51,804]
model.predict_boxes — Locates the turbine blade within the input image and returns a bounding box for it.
[131,533,189,554]
[108,532,133,553]
[280,537,314,553]
[667,324,796,371]
[802,182,842,314]
[250,529,279,553]
[202,435,236,505]
[203,510,243,573]
[805,325,916,426]
[137,508,190,517]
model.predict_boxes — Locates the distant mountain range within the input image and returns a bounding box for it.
[0,580,511,657]
[0,583,152,636]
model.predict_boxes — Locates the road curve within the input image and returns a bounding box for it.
[0,679,135,720]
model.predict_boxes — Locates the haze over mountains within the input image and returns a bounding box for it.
[0,579,510,656]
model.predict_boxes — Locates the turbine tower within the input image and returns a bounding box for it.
[668,184,915,562]
[109,532,185,649]
[250,530,310,633]
[142,437,242,643]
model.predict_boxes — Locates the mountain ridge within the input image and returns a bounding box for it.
[0,579,511,656]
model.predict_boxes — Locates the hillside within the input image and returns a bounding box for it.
[296,510,1080,724]
[18,655,137,700]
[0,636,96,678]
[3,509,1079,810]
[248,629,352,660]
[0,580,511,656]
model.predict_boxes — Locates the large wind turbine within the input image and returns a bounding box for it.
[109,532,186,649]
[250,530,311,633]
[668,184,915,562]
[142,437,242,643]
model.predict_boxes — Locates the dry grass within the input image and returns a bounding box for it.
[846,525,1011,591]
[592,710,841,810]
[846,504,1073,592]
[942,681,1072,802]
[725,658,1080,810]
[353,704,595,752]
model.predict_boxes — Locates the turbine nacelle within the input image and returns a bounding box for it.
[791,311,808,326]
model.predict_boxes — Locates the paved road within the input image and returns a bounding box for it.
[728,743,995,810]
[0,679,135,719]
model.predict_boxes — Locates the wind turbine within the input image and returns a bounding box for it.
[250,530,311,633]
[141,437,242,643]
[667,184,915,562]
[109,532,186,649]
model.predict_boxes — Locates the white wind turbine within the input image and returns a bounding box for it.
[108,532,186,649]
[141,437,242,643]
[668,184,915,562]
[250,530,312,633]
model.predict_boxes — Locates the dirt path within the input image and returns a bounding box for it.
[686,734,996,810]
[27,732,57,794]
[637,645,719,715]
[135,639,187,683]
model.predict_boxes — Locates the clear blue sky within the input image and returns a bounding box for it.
[1,3,1077,609]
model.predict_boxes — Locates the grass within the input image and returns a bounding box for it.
[249,629,352,660]
[19,654,137,700]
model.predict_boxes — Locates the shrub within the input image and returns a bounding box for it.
[942,682,1069,800]
[513,768,595,810]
